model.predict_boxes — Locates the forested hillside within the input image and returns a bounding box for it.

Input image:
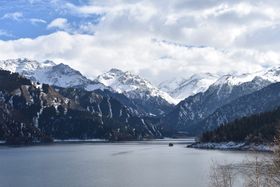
[200,107,280,143]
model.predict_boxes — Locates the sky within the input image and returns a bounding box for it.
[0,0,280,84]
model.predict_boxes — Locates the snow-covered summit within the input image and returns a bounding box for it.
[0,58,55,73]
[159,73,219,103]
[96,68,176,104]
[0,58,106,90]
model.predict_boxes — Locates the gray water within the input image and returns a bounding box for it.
[0,139,262,187]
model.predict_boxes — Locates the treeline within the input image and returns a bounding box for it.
[200,107,280,143]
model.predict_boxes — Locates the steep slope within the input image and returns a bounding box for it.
[0,69,74,144]
[163,67,280,135]
[56,87,163,139]
[197,82,280,133]
[159,73,219,103]
[96,68,175,116]
[0,70,163,144]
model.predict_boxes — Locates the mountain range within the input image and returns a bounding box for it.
[0,58,280,143]
[0,59,175,116]
[163,67,280,135]
[0,69,163,144]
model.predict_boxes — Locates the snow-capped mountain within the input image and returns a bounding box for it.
[0,58,106,91]
[0,58,55,75]
[0,59,175,116]
[96,68,175,115]
[97,68,176,103]
[162,66,280,135]
[159,73,219,103]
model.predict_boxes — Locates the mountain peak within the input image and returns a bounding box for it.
[108,68,124,74]
[0,58,106,91]
[189,72,217,80]
[10,58,55,66]
[96,68,176,104]
[0,58,55,74]
[52,63,83,76]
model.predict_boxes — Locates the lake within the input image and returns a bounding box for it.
[0,139,263,187]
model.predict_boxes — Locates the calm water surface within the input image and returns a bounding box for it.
[0,139,263,187]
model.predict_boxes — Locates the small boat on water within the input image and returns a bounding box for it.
[168,143,174,147]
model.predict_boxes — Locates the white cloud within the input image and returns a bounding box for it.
[1,0,280,84]
[1,12,23,21]
[30,18,47,25]
[0,31,277,84]
[0,29,13,37]
[63,0,280,49]
[47,18,69,30]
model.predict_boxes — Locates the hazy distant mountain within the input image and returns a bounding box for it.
[159,73,219,103]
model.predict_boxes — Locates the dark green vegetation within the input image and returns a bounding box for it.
[200,107,280,143]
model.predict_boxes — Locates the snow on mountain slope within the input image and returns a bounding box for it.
[96,68,176,104]
[163,66,280,135]
[0,58,106,91]
[159,73,219,103]
[160,67,280,104]
[31,63,106,90]
[158,77,186,93]
[0,58,55,74]
[214,67,280,86]
[0,59,173,116]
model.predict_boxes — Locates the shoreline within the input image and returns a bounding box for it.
[0,137,195,146]
[188,141,275,152]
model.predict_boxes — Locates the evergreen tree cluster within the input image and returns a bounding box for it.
[200,107,280,143]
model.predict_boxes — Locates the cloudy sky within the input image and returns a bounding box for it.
[0,0,279,83]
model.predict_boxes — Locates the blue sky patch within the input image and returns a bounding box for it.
[0,0,100,40]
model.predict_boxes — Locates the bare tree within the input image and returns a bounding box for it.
[268,132,280,185]
[209,155,277,187]
[244,157,264,187]
[209,131,280,187]
[209,161,234,187]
